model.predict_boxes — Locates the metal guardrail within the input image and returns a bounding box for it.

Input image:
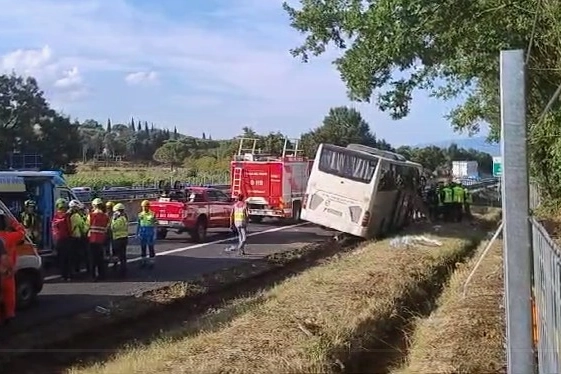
[72,177,499,203]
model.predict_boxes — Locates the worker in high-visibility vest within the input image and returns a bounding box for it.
[104,201,115,261]
[452,182,465,222]
[463,186,473,218]
[440,182,454,221]
[111,203,129,277]
[0,209,26,324]
[86,198,109,281]
[137,200,156,268]
[228,194,248,255]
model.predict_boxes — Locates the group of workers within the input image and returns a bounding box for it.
[424,180,473,222]
[51,198,158,281]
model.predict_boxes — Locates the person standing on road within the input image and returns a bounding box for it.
[111,203,129,277]
[86,198,109,281]
[229,194,248,256]
[52,198,73,280]
[452,182,465,222]
[137,200,156,269]
[104,201,115,262]
[68,200,87,276]
[463,186,473,219]
[0,209,26,324]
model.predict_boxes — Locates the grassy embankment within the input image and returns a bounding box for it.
[69,211,500,374]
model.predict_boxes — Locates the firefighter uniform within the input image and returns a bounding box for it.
[111,203,129,276]
[52,199,72,280]
[464,187,473,218]
[440,184,454,221]
[86,198,109,281]
[137,200,156,267]
[452,184,465,222]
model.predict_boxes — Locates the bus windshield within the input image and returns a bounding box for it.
[318,146,379,184]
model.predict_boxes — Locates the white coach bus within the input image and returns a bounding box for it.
[301,143,423,239]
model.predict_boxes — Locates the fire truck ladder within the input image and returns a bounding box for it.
[237,137,259,155]
[231,166,243,196]
[282,138,304,158]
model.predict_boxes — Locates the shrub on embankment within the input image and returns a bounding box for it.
[70,218,495,374]
[391,239,506,374]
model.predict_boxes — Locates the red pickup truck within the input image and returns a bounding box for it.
[150,187,235,242]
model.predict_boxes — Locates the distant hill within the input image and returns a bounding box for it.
[414,136,500,156]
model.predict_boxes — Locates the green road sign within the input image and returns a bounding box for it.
[493,157,502,177]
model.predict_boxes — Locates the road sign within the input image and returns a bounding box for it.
[493,156,502,177]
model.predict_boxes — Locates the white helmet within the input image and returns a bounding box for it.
[69,199,82,209]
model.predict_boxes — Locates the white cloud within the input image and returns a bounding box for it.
[0,44,87,101]
[0,45,54,77]
[54,66,82,88]
[125,71,158,85]
[0,0,463,144]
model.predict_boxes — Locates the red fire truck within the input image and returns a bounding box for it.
[230,138,313,223]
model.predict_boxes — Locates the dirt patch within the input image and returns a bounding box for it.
[66,220,490,374]
[391,240,506,374]
[2,233,362,372]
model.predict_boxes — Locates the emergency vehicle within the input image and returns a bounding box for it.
[0,170,80,257]
[0,198,44,310]
[151,184,235,242]
[230,138,312,223]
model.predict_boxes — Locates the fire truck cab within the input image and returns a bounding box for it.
[230,138,312,223]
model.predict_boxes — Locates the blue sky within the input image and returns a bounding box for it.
[0,0,479,146]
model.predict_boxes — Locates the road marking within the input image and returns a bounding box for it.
[44,222,309,281]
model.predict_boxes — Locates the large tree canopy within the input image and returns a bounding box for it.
[283,0,561,197]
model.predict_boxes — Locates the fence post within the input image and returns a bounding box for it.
[500,49,535,373]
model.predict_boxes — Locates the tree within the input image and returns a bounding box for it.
[130,117,135,132]
[106,118,112,133]
[0,73,81,170]
[153,141,190,169]
[300,106,381,157]
[283,0,561,197]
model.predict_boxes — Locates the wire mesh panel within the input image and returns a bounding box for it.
[531,218,561,374]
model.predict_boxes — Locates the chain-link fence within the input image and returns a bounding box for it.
[531,216,561,374]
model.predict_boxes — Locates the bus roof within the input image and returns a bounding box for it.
[322,143,423,169]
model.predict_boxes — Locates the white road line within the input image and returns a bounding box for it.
[44,222,309,281]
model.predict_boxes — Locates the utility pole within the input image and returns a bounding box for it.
[500,49,535,374]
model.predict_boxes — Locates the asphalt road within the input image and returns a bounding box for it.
[11,220,336,332]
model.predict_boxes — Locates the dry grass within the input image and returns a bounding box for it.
[392,239,506,374]
[69,222,483,374]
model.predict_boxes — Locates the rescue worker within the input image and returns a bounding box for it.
[111,203,129,277]
[452,182,465,222]
[0,208,26,324]
[229,194,248,255]
[464,185,473,218]
[440,181,454,222]
[137,200,156,268]
[52,198,73,280]
[104,201,115,262]
[68,200,87,275]
[86,198,109,281]
[20,200,41,245]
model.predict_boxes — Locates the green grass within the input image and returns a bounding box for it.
[66,167,229,188]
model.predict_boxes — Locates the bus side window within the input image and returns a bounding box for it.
[378,163,396,191]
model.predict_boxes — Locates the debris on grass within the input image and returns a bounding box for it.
[392,240,506,374]
[69,222,485,374]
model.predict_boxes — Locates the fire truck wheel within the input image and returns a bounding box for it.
[156,228,168,240]
[16,270,39,310]
[191,217,208,243]
[249,215,263,223]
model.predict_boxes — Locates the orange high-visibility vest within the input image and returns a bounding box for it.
[88,210,109,244]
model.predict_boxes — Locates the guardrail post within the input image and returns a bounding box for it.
[500,49,535,373]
